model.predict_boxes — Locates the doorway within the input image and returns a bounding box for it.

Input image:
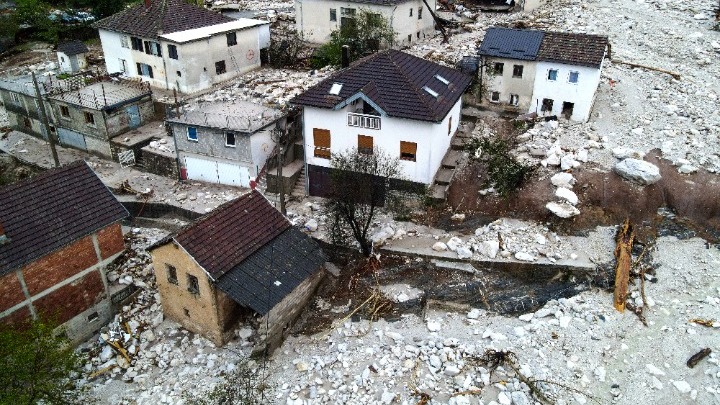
[561,102,574,119]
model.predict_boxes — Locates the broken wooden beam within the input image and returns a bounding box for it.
[612,59,681,80]
[613,219,634,312]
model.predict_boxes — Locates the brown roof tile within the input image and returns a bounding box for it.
[94,0,234,39]
[537,31,609,68]
[0,161,129,276]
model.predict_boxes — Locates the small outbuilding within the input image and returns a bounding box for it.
[149,190,326,352]
[57,40,89,73]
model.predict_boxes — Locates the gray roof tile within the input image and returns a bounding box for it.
[57,40,89,56]
[478,27,544,60]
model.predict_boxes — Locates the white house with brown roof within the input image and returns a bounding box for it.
[94,0,270,94]
[478,27,609,122]
[295,0,436,47]
[291,50,472,196]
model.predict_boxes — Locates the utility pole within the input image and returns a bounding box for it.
[271,126,286,216]
[31,72,59,167]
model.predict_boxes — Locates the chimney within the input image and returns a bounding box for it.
[144,0,151,8]
[341,45,350,69]
[0,223,8,245]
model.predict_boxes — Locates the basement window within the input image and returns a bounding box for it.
[509,94,519,106]
[84,112,95,126]
[225,132,236,147]
[422,86,439,98]
[187,274,200,295]
[541,98,554,112]
[87,312,99,322]
[166,264,178,285]
[227,32,237,46]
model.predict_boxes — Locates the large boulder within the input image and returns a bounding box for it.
[614,158,661,185]
[546,202,580,218]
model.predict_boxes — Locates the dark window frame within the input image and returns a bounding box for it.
[168,44,178,60]
[493,62,504,75]
[84,112,95,126]
[187,126,198,142]
[60,105,70,118]
[225,132,236,147]
[187,274,200,295]
[166,264,178,285]
[226,32,237,46]
[215,60,226,75]
[512,65,524,78]
[330,8,337,21]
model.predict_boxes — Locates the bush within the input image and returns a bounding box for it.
[184,359,272,405]
[465,137,534,197]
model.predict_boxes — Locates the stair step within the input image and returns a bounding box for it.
[435,168,454,185]
[441,149,464,169]
[429,184,446,200]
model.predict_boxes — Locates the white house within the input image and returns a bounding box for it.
[94,0,270,94]
[478,27,608,122]
[56,40,89,73]
[291,50,472,196]
[295,0,436,47]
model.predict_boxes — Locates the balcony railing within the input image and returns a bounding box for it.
[347,113,381,130]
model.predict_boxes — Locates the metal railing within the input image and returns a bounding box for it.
[347,113,381,130]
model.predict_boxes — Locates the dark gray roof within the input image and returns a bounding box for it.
[331,0,414,4]
[214,227,326,315]
[57,40,88,56]
[292,50,472,123]
[456,56,480,75]
[478,27,544,60]
[0,161,129,276]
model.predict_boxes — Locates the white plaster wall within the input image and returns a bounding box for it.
[530,61,601,122]
[57,51,71,73]
[295,0,435,46]
[249,126,276,177]
[302,99,461,184]
[98,29,134,75]
[482,57,537,111]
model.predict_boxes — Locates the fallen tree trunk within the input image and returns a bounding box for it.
[613,219,634,312]
[612,59,681,80]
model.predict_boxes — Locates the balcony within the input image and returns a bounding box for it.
[347,113,381,130]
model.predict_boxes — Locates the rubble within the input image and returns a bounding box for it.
[614,158,662,185]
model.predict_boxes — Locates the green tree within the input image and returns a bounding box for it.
[0,319,92,405]
[325,147,403,256]
[184,359,271,405]
[15,0,59,43]
[311,9,396,68]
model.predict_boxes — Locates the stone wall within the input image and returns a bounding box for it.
[141,148,178,179]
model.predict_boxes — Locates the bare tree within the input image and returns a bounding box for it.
[325,147,403,256]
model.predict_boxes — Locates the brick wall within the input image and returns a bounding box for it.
[97,222,125,260]
[33,271,105,324]
[0,272,26,311]
[22,235,97,296]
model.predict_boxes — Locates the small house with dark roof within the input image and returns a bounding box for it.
[0,161,129,342]
[291,49,472,195]
[296,0,436,46]
[478,27,609,121]
[94,0,270,94]
[149,190,326,350]
[56,40,89,73]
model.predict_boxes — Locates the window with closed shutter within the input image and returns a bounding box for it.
[400,141,417,161]
[358,135,373,154]
[313,129,331,159]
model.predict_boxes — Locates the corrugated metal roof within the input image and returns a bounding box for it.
[214,227,326,315]
[478,27,544,60]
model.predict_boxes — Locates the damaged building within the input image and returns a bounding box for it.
[149,190,326,351]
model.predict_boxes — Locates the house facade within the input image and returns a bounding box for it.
[292,50,472,196]
[167,100,285,187]
[149,190,326,351]
[0,161,129,343]
[0,75,53,139]
[479,27,608,122]
[295,0,436,47]
[56,40,89,73]
[95,0,270,94]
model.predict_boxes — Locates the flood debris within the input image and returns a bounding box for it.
[689,318,718,328]
[613,219,634,312]
[686,348,712,368]
[611,59,681,80]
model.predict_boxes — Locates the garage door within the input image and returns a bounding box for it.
[185,157,250,187]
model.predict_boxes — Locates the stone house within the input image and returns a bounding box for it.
[295,0,436,47]
[478,27,609,122]
[94,0,270,94]
[48,80,155,158]
[168,100,285,188]
[56,40,89,73]
[149,190,326,351]
[0,161,129,343]
[291,49,472,196]
[0,75,54,139]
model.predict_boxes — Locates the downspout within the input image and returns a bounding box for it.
[162,52,169,90]
[301,109,309,196]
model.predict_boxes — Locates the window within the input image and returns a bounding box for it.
[568,71,579,83]
[417,32,420,39]
[409,8,413,16]
[84,112,95,126]
[187,127,198,142]
[423,86,438,98]
[226,132,236,147]
[10,92,19,103]
[340,7,355,16]
[130,37,143,51]
[120,36,129,48]
[493,62,504,75]
[509,94,519,106]
[418,7,422,19]
[166,264,178,285]
[168,44,178,59]
[176,71,181,77]
[408,34,412,43]
[136,63,154,78]
[541,98,554,112]
[226,32,237,46]
[215,60,226,75]
[434,74,449,85]
[87,312,99,322]
[187,274,199,295]
[330,8,336,21]
[119,59,127,73]
[491,91,500,102]
[448,117,452,135]
[145,41,161,56]
[512,65,524,78]
[358,135,373,154]
[60,56,65,62]
[400,141,417,161]
[547,69,558,81]
[313,128,331,159]
[60,105,70,118]
[23,117,31,128]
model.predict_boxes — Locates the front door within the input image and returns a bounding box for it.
[126,105,141,129]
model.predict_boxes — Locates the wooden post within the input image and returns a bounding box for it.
[31,72,59,167]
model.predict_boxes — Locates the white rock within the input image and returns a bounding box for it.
[511,391,530,405]
[550,172,576,188]
[427,320,442,332]
[304,219,318,232]
[672,380,692,393]
[594,366,606,382]
[575,149,589,163]
[535,234,546,245]
[546,202,580,218]
[646,364,666,376]
[432,242,448,251]
[482,240,500,259]
[444,364,461,376]
[446,237,463,251]
[467,308,482,320]
[429,355,442,369]
[614,159,662,185]
[515,252,535,262]
[555,187,579,205]
[451,213,466,221]
[456,246,473,259]
[518,313,534,322]
[612,147,645,160]
[559,316,571,328]
[677,164,697,174]
[498,391,512,405]
[560,155,580,170]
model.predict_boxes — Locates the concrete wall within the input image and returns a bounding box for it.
[302,98,461,185]
[57,51,88,73]
[99,29,134,76]
[482,57,537,111]
[103,96,155,136]
[530,61,602,122]
[0,222,125,343]
[295,0,435,46]
[0,90,52,139]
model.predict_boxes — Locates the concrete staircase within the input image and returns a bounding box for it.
[291,166,306,198]
[428,120,475,202]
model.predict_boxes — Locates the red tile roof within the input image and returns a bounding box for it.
[172,190,291,279]
[537,31,608,68]
[0,161,129,276]
[94,0,234,39]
